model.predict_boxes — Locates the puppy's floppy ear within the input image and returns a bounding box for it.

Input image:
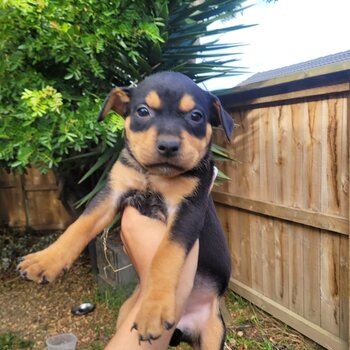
[98,87,132,121]
[210,93,234,142]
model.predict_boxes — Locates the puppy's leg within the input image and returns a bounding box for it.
[133,236,187,341]
[17,187,117,283]
[199,297,226,350]
[133,176,207,342]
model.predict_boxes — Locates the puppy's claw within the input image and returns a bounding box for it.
[138,335,153,344]
[150,334,161,341]
[40,275,49,285]
[20,271,29,281]
[164,321,174,330]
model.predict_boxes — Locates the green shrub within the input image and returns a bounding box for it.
[0,0,249,208]
[0,0,165,172]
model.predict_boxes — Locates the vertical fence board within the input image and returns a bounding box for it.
[339,234,349,341]
[288,223,304,316]
[302,226,321,326]
[320,231,340,336]
[273,220,289,307]
[277,104,293,207]
[227,207,241,281]
[250,214,264,293]
[261,216,275,300]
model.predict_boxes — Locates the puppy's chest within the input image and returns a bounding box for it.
[119,189,168,222]
[118,173,199,223]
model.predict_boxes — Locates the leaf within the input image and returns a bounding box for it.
[64,73,74,80]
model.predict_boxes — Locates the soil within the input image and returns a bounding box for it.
[0,257,116,349]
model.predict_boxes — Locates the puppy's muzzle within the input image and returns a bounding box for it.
[157,136,180,158]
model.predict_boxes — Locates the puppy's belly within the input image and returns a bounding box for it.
[177,275,217,334]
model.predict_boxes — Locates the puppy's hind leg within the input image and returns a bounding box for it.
[199,296,226,350]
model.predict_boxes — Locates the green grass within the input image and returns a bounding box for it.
[0,332,34,350]
[93,282,136,312]
[223,290,323,350]
[92,282,136,340]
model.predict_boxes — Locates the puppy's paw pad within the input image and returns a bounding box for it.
[133,296,176,342]
[16,249,67,283]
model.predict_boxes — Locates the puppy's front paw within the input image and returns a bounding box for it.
[16,248,69,284]
[132,293,176,343]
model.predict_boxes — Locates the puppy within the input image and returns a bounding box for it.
[17,71,233,349]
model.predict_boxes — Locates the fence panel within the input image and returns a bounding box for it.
[214,86,350,350]
[0,168,72,230]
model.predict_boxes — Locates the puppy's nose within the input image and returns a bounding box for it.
[157,138,180,157]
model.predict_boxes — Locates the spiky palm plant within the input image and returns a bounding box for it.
[72,0,249,208]
[110,0,251,84]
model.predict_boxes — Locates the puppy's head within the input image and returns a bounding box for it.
[99,72,233,176]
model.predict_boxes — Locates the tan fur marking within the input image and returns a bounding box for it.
[200,297,225,350]
[110,159,147,192]
[178,124,213,169]
[179,94,195,112]
[101,88,130,119]
[124,117,159,167]
[149,239,186,290]
[134,239,186,336]
[150,175,198,209]
[145,90,162,109]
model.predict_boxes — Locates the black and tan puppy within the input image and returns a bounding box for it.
[17,71,232,349]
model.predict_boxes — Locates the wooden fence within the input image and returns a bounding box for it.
[0,168,72,230]
[213,82,350,350]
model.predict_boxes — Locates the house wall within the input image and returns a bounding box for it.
[213,83,350,350]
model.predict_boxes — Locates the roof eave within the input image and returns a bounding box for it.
[216,60,350,107]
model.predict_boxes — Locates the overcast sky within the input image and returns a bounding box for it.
[203,0,350,90]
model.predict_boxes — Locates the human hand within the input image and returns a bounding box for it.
[105,207,199,349]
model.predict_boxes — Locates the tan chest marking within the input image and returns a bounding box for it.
[149,175,198,209]
[109,160,147,193]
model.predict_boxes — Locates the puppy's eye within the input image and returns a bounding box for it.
[190,111,203,122]
[136,106,150,118]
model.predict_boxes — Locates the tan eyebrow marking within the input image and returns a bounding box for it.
[179,94,195,112]
[145,90,162,109]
